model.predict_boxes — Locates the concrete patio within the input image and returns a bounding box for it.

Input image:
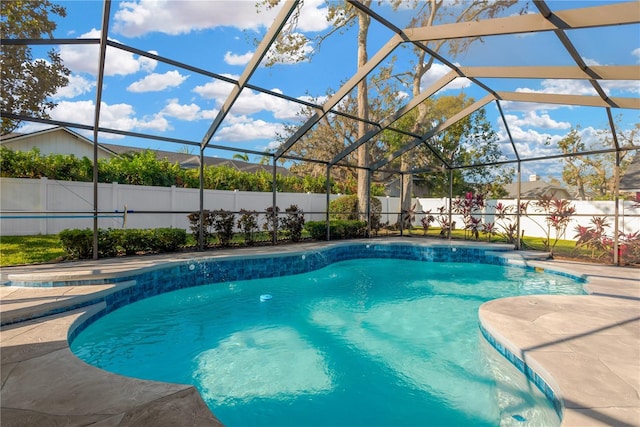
[1,239,638,426]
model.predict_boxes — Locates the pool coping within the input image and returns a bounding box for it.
[1,237,639,426]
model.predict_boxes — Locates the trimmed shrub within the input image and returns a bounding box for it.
[98,228,121,257]
[237,209,259,246]
[59,227,186,259]
[330,195,383,236]
[263,206,280,233]
[118,229,153,255]
[281,204,305,242]
[187,210,215,246]
[212,210,235,247]
[152,228,187,252]
[59,228,93,259]
[304,220,367,240]
[330,195,359,220]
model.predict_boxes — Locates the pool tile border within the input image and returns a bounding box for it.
[479,323,562,417]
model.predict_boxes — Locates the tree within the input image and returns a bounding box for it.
[382,94,513,200]
[354,1,371,221]
[385,0,523,216]
[259,1,522,212]
[556,128,589,200]
[556,122,638,200]
[232,153,249,162]
[1,0,70,135]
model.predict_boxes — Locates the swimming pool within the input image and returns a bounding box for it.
[69,242,585,426]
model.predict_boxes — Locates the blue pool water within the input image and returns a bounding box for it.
[71,258,584,427]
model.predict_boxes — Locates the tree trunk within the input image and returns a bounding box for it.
[397,62,428,225]
[356,4,371,222]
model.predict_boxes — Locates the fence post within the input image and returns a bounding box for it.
[171,185,177,228]
[111,182,118,214]
[39,177,48,235]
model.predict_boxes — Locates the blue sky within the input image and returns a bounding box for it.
[19,0,640,179]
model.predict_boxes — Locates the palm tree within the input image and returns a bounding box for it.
[232,153,249,162]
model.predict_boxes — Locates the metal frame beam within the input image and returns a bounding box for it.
[201,0,300,150]
[91,0,111,260]
[274,33,403,159]
[496,92,640,109]
[534,0,619,108]
[403,2,639,41]
[329,71,458,166]
[371,94,496,171]
[459,65,640,81]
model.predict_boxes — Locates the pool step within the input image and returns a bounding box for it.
[486,250,552,263]
[0,280,136,326]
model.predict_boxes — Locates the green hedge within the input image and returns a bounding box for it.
[58,227,187,259]
[304,220,367,240]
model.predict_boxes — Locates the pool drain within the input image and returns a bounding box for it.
[260,294,272,302]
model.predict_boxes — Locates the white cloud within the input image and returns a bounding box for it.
[582,57,601,66]
[194,78,305,120]
[495,113,609,169]
[508,75,640,106]
[49,100,169,138]
[499,100,563,113]
[299,94,328,105]
[495,112,562,159]
[508,57,638,99]
[224,51,254,66]
[135,113,171,131]
[600,80,640,95]
[233,88,305,120]
[49,100,98,127]
[112,0,332,37]
[127,70,189,92]
[633,47,640,63]
[193,77,237,101]
[516,79,597,96]
[59,29,158,76]
[14,122,56,135]
[420,63,471,92]
[504,111,571,130]
[161,99,202,121]
[53,74,95,99]
[213,116,284,142]
[296,0,331,32]
[199,108,220,120]
[139,51,159,72]
[113,0,281,37]
[265,140,282,151]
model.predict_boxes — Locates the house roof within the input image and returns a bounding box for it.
[99,143,290,175]
[502,180,571,199]
[0,126,117,157]
[620,153,640,192]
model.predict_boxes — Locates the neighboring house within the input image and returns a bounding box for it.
[380,173,433,198]
[620,152,640,201]
[502,175,571,200]
[0,126,290,176]
[0,127,116,160]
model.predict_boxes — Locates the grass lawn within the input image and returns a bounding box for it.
[1,235,66,267]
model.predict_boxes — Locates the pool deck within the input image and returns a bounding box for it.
[1,238,639,427]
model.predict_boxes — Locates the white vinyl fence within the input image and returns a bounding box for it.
[416,197,640,241]
[0,178,407,236]
[1,177,638,240]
